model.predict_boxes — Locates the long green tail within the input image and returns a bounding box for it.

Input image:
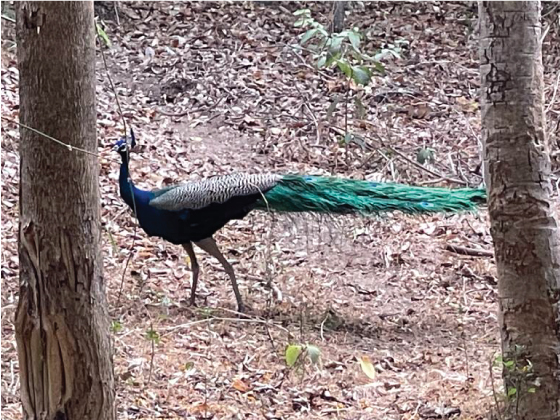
[256,175,486,214]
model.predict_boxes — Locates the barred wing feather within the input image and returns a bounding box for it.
[149,173,282,211]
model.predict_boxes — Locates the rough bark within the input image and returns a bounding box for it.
[331,2,347,33]
[480,1,560,418]
[15,2,115,420]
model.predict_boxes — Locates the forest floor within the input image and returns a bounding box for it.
[2,2,559,419]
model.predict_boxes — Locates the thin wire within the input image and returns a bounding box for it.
[96,26,127,137]
[2,116,100,157]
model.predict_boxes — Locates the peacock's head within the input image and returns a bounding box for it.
[113,128,136,155]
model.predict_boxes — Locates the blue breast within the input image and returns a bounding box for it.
[138,195,189,243]
[118,161,192,244]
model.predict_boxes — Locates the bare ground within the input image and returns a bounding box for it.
[2,2,559,419]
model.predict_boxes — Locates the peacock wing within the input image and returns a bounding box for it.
[151,184,182,198]
[148,173,282,211]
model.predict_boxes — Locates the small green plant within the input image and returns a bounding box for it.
[493,345,540,415]
[183,361,195,371]
[417,147,436,165]
[293,9,404,152]
[294,9,384,86]
[95,20,112,47]
[146,327,161,344]
[145,326,160,385]
[285,343,321,374]
[110,320,123,333]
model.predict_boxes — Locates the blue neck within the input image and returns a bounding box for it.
[117,151,202,245]
[119,152,144,209]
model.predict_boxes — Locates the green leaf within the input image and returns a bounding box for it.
[310,20,325,31]
[293,9,311,16]
[317,28,329,38]
[286,345,303,367]
[324,51,340,68]
[184,361,195,371]
[374,48,402,62]
[417,148,435,165]
[317,55,327,69]
[361,52,387,70]
[348,48,363,61]
[348,31,361,51]
[360,53,376,61]
[371,61,386,74]
[374,51,385,61]
[111,320,123,333]
[96,22,112,47]
[336,60,352,78]
[503,360,515,369]
[527,387,536,393]
[329,36,344,55]
[146,328,160,344]
[301,28,319,45]
[306,345,321,365]
[351,66,372,85]
[344,133,353,145]
[507,387,517,398]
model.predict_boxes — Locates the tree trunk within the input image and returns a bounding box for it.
[331,1,347,33]
[15,2,115,419]
[480,1,560,419]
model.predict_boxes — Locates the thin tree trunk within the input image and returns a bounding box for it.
[331,2,347,33]
[15,2,115,419]
[480,1,560,419]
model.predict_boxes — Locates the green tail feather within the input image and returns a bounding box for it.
[256,175,486,215]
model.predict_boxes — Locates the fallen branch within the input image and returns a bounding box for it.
[162,315,290,335]
[445,244,494,258]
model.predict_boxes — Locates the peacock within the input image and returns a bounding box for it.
[114,130,486,312]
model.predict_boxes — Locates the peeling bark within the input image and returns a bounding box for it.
[15,2,115,419]
[480,1,560,418]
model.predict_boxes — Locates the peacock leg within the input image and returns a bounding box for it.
[194,237,244,313]
[182,242,199,306]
